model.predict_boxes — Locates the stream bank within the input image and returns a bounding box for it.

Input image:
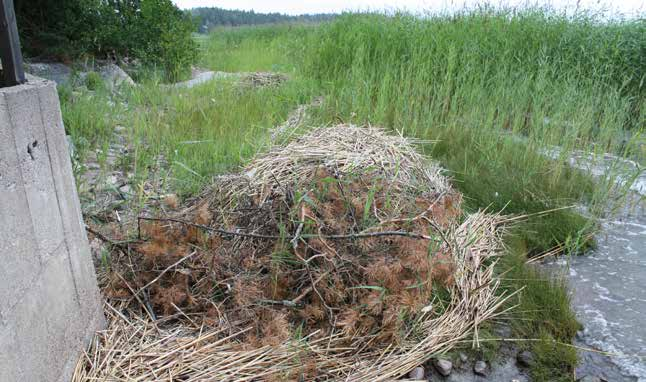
[548,152,645,381]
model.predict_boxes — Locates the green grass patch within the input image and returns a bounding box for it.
[200,24,316,73]
[62,75,317,196]
[501,237,580,381]
[60,85,121,163]
[126,78,315,194]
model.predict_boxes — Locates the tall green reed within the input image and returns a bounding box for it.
[302,10,644,252]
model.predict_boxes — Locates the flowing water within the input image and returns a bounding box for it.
[547,150,645,381]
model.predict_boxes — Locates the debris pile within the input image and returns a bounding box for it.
[77,125,510,381]
[243,71,288,88]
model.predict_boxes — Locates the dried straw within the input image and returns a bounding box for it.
[74,125,510,381]
[74,213,509,381]
[240,124,450,203]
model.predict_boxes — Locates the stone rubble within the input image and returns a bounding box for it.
[473,360,488,376]
[516,350,534,368]
[433,359,453,377]
[408,366,425,380]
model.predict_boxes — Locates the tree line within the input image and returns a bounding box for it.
[191,7,336,32]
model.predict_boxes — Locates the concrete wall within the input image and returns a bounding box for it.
[0,75,104,382]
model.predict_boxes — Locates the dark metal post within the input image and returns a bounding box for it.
[0,0,25,87]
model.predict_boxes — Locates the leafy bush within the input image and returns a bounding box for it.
[132,0,199,81]
[15,0,103,59]
[16,0,198,80]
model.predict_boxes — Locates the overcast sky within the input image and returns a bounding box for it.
[172,0,644,17]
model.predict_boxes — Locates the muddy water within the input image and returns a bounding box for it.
[547,151,645,381]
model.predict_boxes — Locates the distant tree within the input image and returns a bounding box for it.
[190,7,336,32]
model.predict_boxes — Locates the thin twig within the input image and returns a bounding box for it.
[292,270,331,304]
[85,225,135,252]
[135,250,198,295]
[115,272,158,324]
[257,299,302,308]
[138,216,439,241]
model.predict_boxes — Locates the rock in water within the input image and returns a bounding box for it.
[433,358,453,376]
[408,366,425,380]
[474,360,488,376]
[578,376,602,382]
[516,350,534,367]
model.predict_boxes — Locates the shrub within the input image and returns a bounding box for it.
[15,0,103,60]
[16,0,198,81]
[131,0,199,81]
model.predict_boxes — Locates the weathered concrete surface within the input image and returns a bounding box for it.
[0,75,104,382]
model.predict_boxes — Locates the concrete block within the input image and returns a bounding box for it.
[2,80,65,262]
[0,254,79,382]
[0,76,104,382]
[0,86,42,322]
[36,81,103,310]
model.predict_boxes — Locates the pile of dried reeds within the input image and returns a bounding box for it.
[243,72,288,88]
[75,125,511,381]
[239,124,450,203]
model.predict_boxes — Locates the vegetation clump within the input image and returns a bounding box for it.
[89,126,510,380]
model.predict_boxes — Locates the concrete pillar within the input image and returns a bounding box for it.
[0,75,104,382]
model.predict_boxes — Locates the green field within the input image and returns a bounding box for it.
[61,9,644,381]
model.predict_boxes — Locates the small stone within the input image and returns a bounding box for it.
[433,358,453,377]
[407,366,425,380]
[516,350,534,367]
[459,352,468,363]
[119,184,132,194]
[494,324,512,338]
[473,360,488,376]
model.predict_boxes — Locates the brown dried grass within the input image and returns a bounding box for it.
[74,125,511,381]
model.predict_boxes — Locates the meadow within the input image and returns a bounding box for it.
[60,9,644,381]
